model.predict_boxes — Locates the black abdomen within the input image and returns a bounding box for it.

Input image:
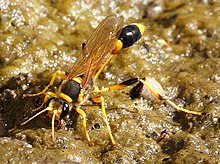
[118,24,142,49]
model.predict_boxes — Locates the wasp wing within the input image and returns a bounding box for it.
[68,15,124,89]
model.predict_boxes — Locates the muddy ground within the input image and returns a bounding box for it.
[0,0,220,163]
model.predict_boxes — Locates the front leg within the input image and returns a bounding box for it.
[24,70,67,97]
[21,91,58,126]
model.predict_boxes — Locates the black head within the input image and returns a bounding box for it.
[46,97,69,120]
[60,101,69,119]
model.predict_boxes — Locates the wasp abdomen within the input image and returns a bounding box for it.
[118,24,144,49]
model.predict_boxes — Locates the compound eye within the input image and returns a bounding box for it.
[60,102,69,120]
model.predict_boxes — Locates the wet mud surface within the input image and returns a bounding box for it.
[0,0,220,163]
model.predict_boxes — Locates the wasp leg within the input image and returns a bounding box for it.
[100,96,116,147]
[51,109,58,142]
[24,70,67,97]
[21,91,57,126]
[139,79,164,100]
[91,96,116,147]
[139,79,204,115]
[21,106,53,126]
[94,54,115,80]
[32,91,57,112]
[23,106,57,142]
[165,99,204,115]
[75,107,92,144]
[95,77,204,116]
[99,78,139,92]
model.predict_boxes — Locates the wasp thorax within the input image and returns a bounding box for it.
[61,79,81,103]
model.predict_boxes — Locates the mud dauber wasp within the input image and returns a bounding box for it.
[22,14,204,147]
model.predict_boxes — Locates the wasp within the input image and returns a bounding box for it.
[22,15,204,147]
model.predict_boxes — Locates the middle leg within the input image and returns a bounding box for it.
[92,96,116,147]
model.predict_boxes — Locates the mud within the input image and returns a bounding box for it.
[0,0,220,163]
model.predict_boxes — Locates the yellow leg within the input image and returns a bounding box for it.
[21,91,57,126]
[32,91,57,112]
[76,107,92,144]
[97,78,140,93]
[94,54,115,80]
[21,106,53,126]
[51,110,57,142]
[99,96,116,147]
[24,70,66,97]
[94,77,204,116]
[140,79,203,115]
[99,84,127,92]
[140,79,162,100]
[166,100,203,115]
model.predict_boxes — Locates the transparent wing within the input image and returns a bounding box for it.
[67,15,124,88]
